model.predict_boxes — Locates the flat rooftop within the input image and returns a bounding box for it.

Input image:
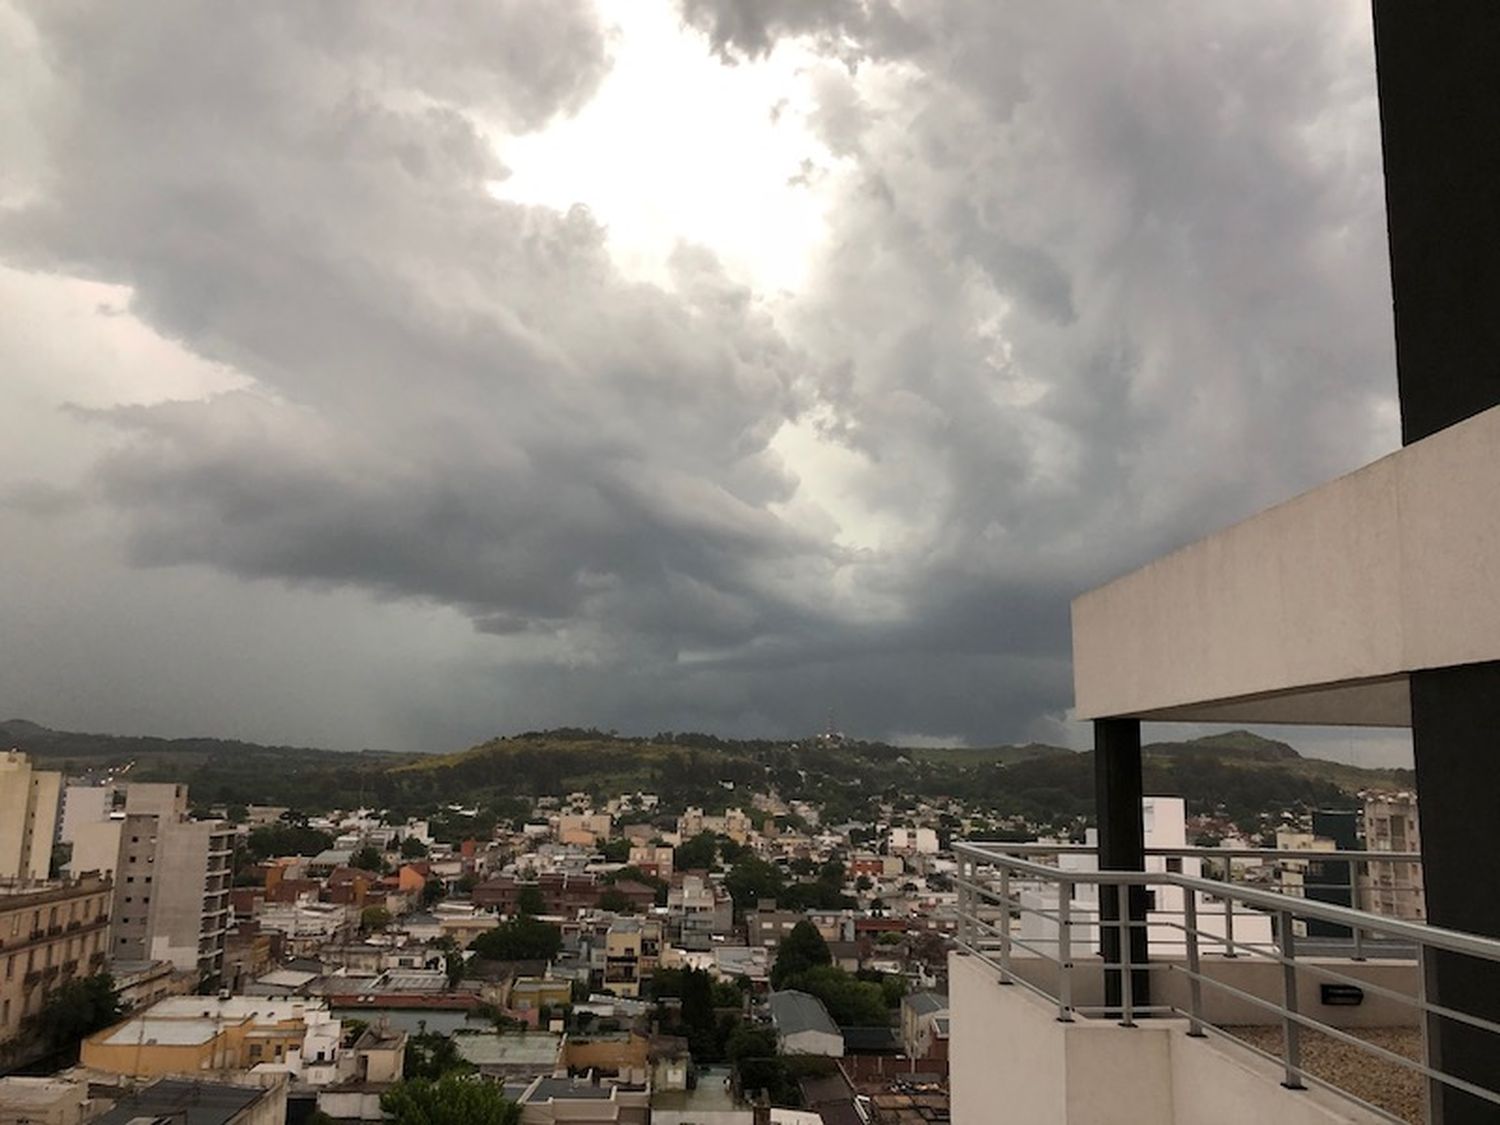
[650,1066,741,1112]
[452,1031,561,1067]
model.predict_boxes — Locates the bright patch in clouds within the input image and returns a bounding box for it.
[490,0,843,295]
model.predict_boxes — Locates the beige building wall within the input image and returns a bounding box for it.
[110,788,234,981]
[0,877,112,1056]
[58,787,111,846]
[68,820,123,879]
[1072,403,1500,724]
[0,752,63,882]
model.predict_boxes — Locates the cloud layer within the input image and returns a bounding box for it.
[0,0,1398,750]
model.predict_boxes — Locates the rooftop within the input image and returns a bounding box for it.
[91,1079,268,1125]
[769,990,840,1037]
[451,1031,561,1068]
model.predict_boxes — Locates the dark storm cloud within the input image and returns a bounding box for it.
[1,0,1397,747]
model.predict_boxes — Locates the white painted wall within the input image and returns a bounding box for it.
[949,952,1393,1124]
[1072,401,1500,723]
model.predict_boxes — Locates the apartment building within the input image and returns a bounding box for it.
[602,918,661,998]
[665,875,732,950]
[0,751,62,882]
[1362,792,1424,922]
[0,875,112,1059]
[108,785,234,984]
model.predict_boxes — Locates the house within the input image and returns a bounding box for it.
[768,990,844,1057]
[514,1073,650,1125]
[900,991,950,1062]
[91,1078,286,1125]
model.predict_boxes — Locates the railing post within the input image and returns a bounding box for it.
[1350,860,1366,961]
[1183,889,1205,1037]
[998,863,1013,981]
[1117,882,1136,1027]
[1223,887,1238,958]
[957,855,973,949]
[1278,909,1305,1090]
[1056,877,1074,1022]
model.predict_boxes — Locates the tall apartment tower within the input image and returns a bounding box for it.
[1361,791,1425,922]
[0,750,63,882]
[107,784,234,984]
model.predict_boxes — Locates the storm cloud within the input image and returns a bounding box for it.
[0,1,1398,752]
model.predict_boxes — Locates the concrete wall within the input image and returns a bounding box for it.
[997,953,1419,1028]
[950,953,1393,1124]
[1072,402,1500,723]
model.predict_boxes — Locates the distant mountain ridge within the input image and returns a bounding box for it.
[0,718,1408,829]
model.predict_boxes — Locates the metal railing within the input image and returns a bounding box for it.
[953,841,1499,1124]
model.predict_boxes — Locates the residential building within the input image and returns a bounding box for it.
[91,1077,286,1125]
[0,1076,90,1125]
[108,784,235,982]
[747,901,803,950]
[901,991,950,1062]
[0,751,61,882]
[665,874,732,950]
[1362,792,1424,921]
[80,995,343,1078]
[602,918,661,998]
[0,875,112,1061]
[514,1073,650,1125]
[57,786,111,848]
[768,990,844,1057]
[558,812,613,847]
[627,844,673,880]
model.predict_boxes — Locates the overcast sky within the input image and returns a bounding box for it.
[0,1,1412,764]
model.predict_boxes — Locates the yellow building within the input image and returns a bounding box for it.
[0,751,62,882]
[81,996,339,1078]
[0,876,112,1060]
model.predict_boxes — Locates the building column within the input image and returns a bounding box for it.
[1409,663,1500,1124]
[1094,718,1149,1014]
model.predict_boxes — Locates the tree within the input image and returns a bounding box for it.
[444,951,466,988]
[381,1074,520,1125]
[421,880,446,908]
[402,1032,472,1081]
[724,855,785,913]
[674,832,718,871]
[29,973,121,1058]
[360,906,392,932]
[470,917,562,962]
[782,965,888,1027]
[515,885,545,918]
[245,824,333,862]
[771,921,831,988]
[351,845,385,872]
[401,836,429,859]
[597,838,630,863]
[598,888,636,914]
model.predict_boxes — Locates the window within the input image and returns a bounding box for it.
[4,956,11,980]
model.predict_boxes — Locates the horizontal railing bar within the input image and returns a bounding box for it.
[964,841,1423,862]
[954,845,1485,960]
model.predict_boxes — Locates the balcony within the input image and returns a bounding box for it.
[952,841,1486,1124]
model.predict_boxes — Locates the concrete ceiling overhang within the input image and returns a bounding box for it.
[1071,403,1500,727]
